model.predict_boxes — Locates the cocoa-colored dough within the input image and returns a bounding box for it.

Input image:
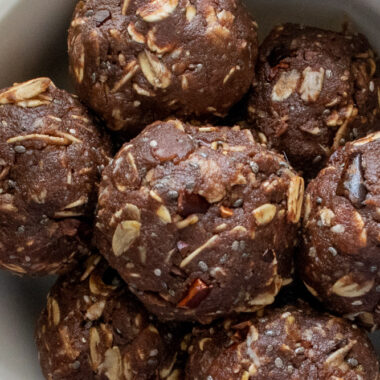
[185,302,380,379]
[68,0,258,136]
[0,78,111,276]
[36,256,183,380]
[95,119,303,323]
[299,131,380,330]
[248,23,380,177]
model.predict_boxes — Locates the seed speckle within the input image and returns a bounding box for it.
[274,357,283,368]
[198,261,208,272]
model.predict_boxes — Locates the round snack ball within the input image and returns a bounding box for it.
[0,78,111,276]
[299,131,380,330]
[185,302,380,380]
[36,256,182,380]
[95,119,303,323]
[68,0,258,136]
[248,23,380,176]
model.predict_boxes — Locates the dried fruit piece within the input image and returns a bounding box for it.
[136,0,179,22]
[287,176,304,223]
[220,205,234,218]
[178,278,211,308]
[112,220,141,256]
[337,154,367,208]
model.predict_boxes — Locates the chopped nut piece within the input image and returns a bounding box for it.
[156,205,172,224]
[271,70,300,102]
[186,5,196,22]
[86,301,106,320]
[299,67,325,102]
[112,220,141,256]
[252,204,277,225]
[319,207,335,227]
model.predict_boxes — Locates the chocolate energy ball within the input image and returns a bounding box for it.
[36,256,182,380]
[95,119,303,323]
[68,0,258,136]
[248,23,380,176]
[0,78,111,276]
[185,303,380,380]
[300,132,380,330]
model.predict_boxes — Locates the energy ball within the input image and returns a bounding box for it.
[300,132,380,330]
[95,119,303,323]
[248,23,380,176]
[68,0,258,136]
[185,302,380,379]
[36,256,182,380]
[0,78,111,276]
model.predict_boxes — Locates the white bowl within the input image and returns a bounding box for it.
[0,0,379,378]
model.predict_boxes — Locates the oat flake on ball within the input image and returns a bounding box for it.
[185,302,380,379]
[0,78,111,276]
[248,24,380,177]
[68,0,258,136]
[36,256,182,380]
[95,119,303,323]
[300,132,380,330]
